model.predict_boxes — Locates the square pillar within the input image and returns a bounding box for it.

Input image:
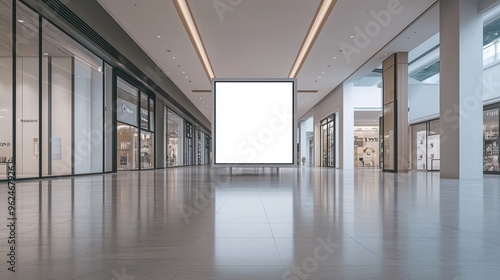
[382,52,408,172]
[440,0,483,179]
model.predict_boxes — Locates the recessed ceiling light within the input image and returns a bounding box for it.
[333,57,337,59]
[173,56,176,59]
[288,0,337,78]
[202,101,205,103]
[182,71,185,74]
[18,19,24,23]
[318,77,321,79]
[43,52,49,56]
[157,35,161,38]
[185,76,188,79]
[307,98,310,100]
[321,71,324,74]
[200,97,202,99]
[350,35,354,38]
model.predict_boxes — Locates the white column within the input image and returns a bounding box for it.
[440,0,483,179]
[341,82,354,170]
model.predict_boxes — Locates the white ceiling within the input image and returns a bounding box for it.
[97,0,438,123]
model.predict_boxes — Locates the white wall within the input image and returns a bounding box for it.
[299,117,313,166]
[408,83,440,123]
[313,82,354,169]
[483,63,500,104]
[408,63,500,124]
[352,86,382,109]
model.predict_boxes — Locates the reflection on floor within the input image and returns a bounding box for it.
[0,167,500,279]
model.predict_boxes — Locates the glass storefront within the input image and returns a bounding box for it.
[0,0,208,180]
[116,77,154,170]
[483,105,499,173]
[197,129,204,165]
[0,0,12,180]
[354,127,379,168]
[204,134,211,165]
[0,1,109,179]
[166,108,184,167]
[320,114,335,167]
[383,103,395,171]
[185,121,194,166]
[411,119,440,171]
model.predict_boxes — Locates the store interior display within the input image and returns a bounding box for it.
[321,115,335,167]
[167,109,184,167]
[483,108,499,172]
[354,127,380,168]
[411,120,440,171]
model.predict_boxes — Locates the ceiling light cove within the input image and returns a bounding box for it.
[289,0,337,78]
[173,0,215,80]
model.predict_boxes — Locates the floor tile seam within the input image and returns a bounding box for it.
[345,233,395,266]
[258,189,285,266]
[214,193,232,216]
[170,263,183,280]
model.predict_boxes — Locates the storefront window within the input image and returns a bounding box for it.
[411,120,440,171]
[483,107,499,172]
[197,130,203,165]
[117,78,138,126]
[205,134,211,165]
[149,98,154,131]
[140,92,149,129]
[140,131,153,169]
[42,19,105,176]
[167,108,184,167]
[320,115,335,167]
[354,127,379,168]
[383,103,395,171]
[117,123,138,170]
[16,2,40,178]
[0,0,13,180]
[185,121,194,166]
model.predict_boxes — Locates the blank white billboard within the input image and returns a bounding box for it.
[213,79,296,165]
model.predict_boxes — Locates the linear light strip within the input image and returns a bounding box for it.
[289,0,337,78]
[173,0,216,80]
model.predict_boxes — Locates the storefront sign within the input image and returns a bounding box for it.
[364,137,379,142]
[20,119,38,123]
[117,98,137,126]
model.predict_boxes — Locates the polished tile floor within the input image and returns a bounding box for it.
[1,167,500,279]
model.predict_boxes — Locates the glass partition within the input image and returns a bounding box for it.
[0,0,13,180]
